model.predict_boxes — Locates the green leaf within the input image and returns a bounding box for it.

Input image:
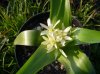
[58,45,95,74]
[50,0,71,28]
[73,28,100,44]
[14,30,42,46]
[16,44,60,74]
[58,55,74,74]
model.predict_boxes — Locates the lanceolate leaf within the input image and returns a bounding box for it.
[50,0,71,28]
[58,55,74,74]
[16,45,60,74]
[14,30,42,46]
[50,0,61,24]
[73,28,100,44]
[64,0,71,27]
[58,45,95,74]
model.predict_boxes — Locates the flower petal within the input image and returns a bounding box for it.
[47,18,52,27]
[54,44,58,49]
[42,36,48,41]
[65,36,72,40]
[53,20,60,28]
[40,23,48,29]
[64,26,71,33]
[61,40,66,46]
[42,41,48,45]
[41,30,47,35]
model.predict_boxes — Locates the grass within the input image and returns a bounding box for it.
[0,0,100,74]
[0,0,49,73]
[71,0,100,28]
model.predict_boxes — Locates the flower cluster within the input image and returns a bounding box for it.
[40,18,72,53]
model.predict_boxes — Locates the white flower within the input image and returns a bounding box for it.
[40,18,72,53]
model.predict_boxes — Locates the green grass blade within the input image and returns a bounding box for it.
[58,45,95,74]
[16,45,59,74]
[73,28,100,44]
[50,0,71,28]
[14,30,42,46]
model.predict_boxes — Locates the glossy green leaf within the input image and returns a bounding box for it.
[58,45,95,74]
[50,0,71,28]
[58,55,74,74]
[73,28,100,44]
[16,44,60,74]
[14,30,42,46]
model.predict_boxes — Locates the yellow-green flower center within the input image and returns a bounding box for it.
[40,18,72,53]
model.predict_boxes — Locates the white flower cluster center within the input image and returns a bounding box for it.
[40,18,72,53]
